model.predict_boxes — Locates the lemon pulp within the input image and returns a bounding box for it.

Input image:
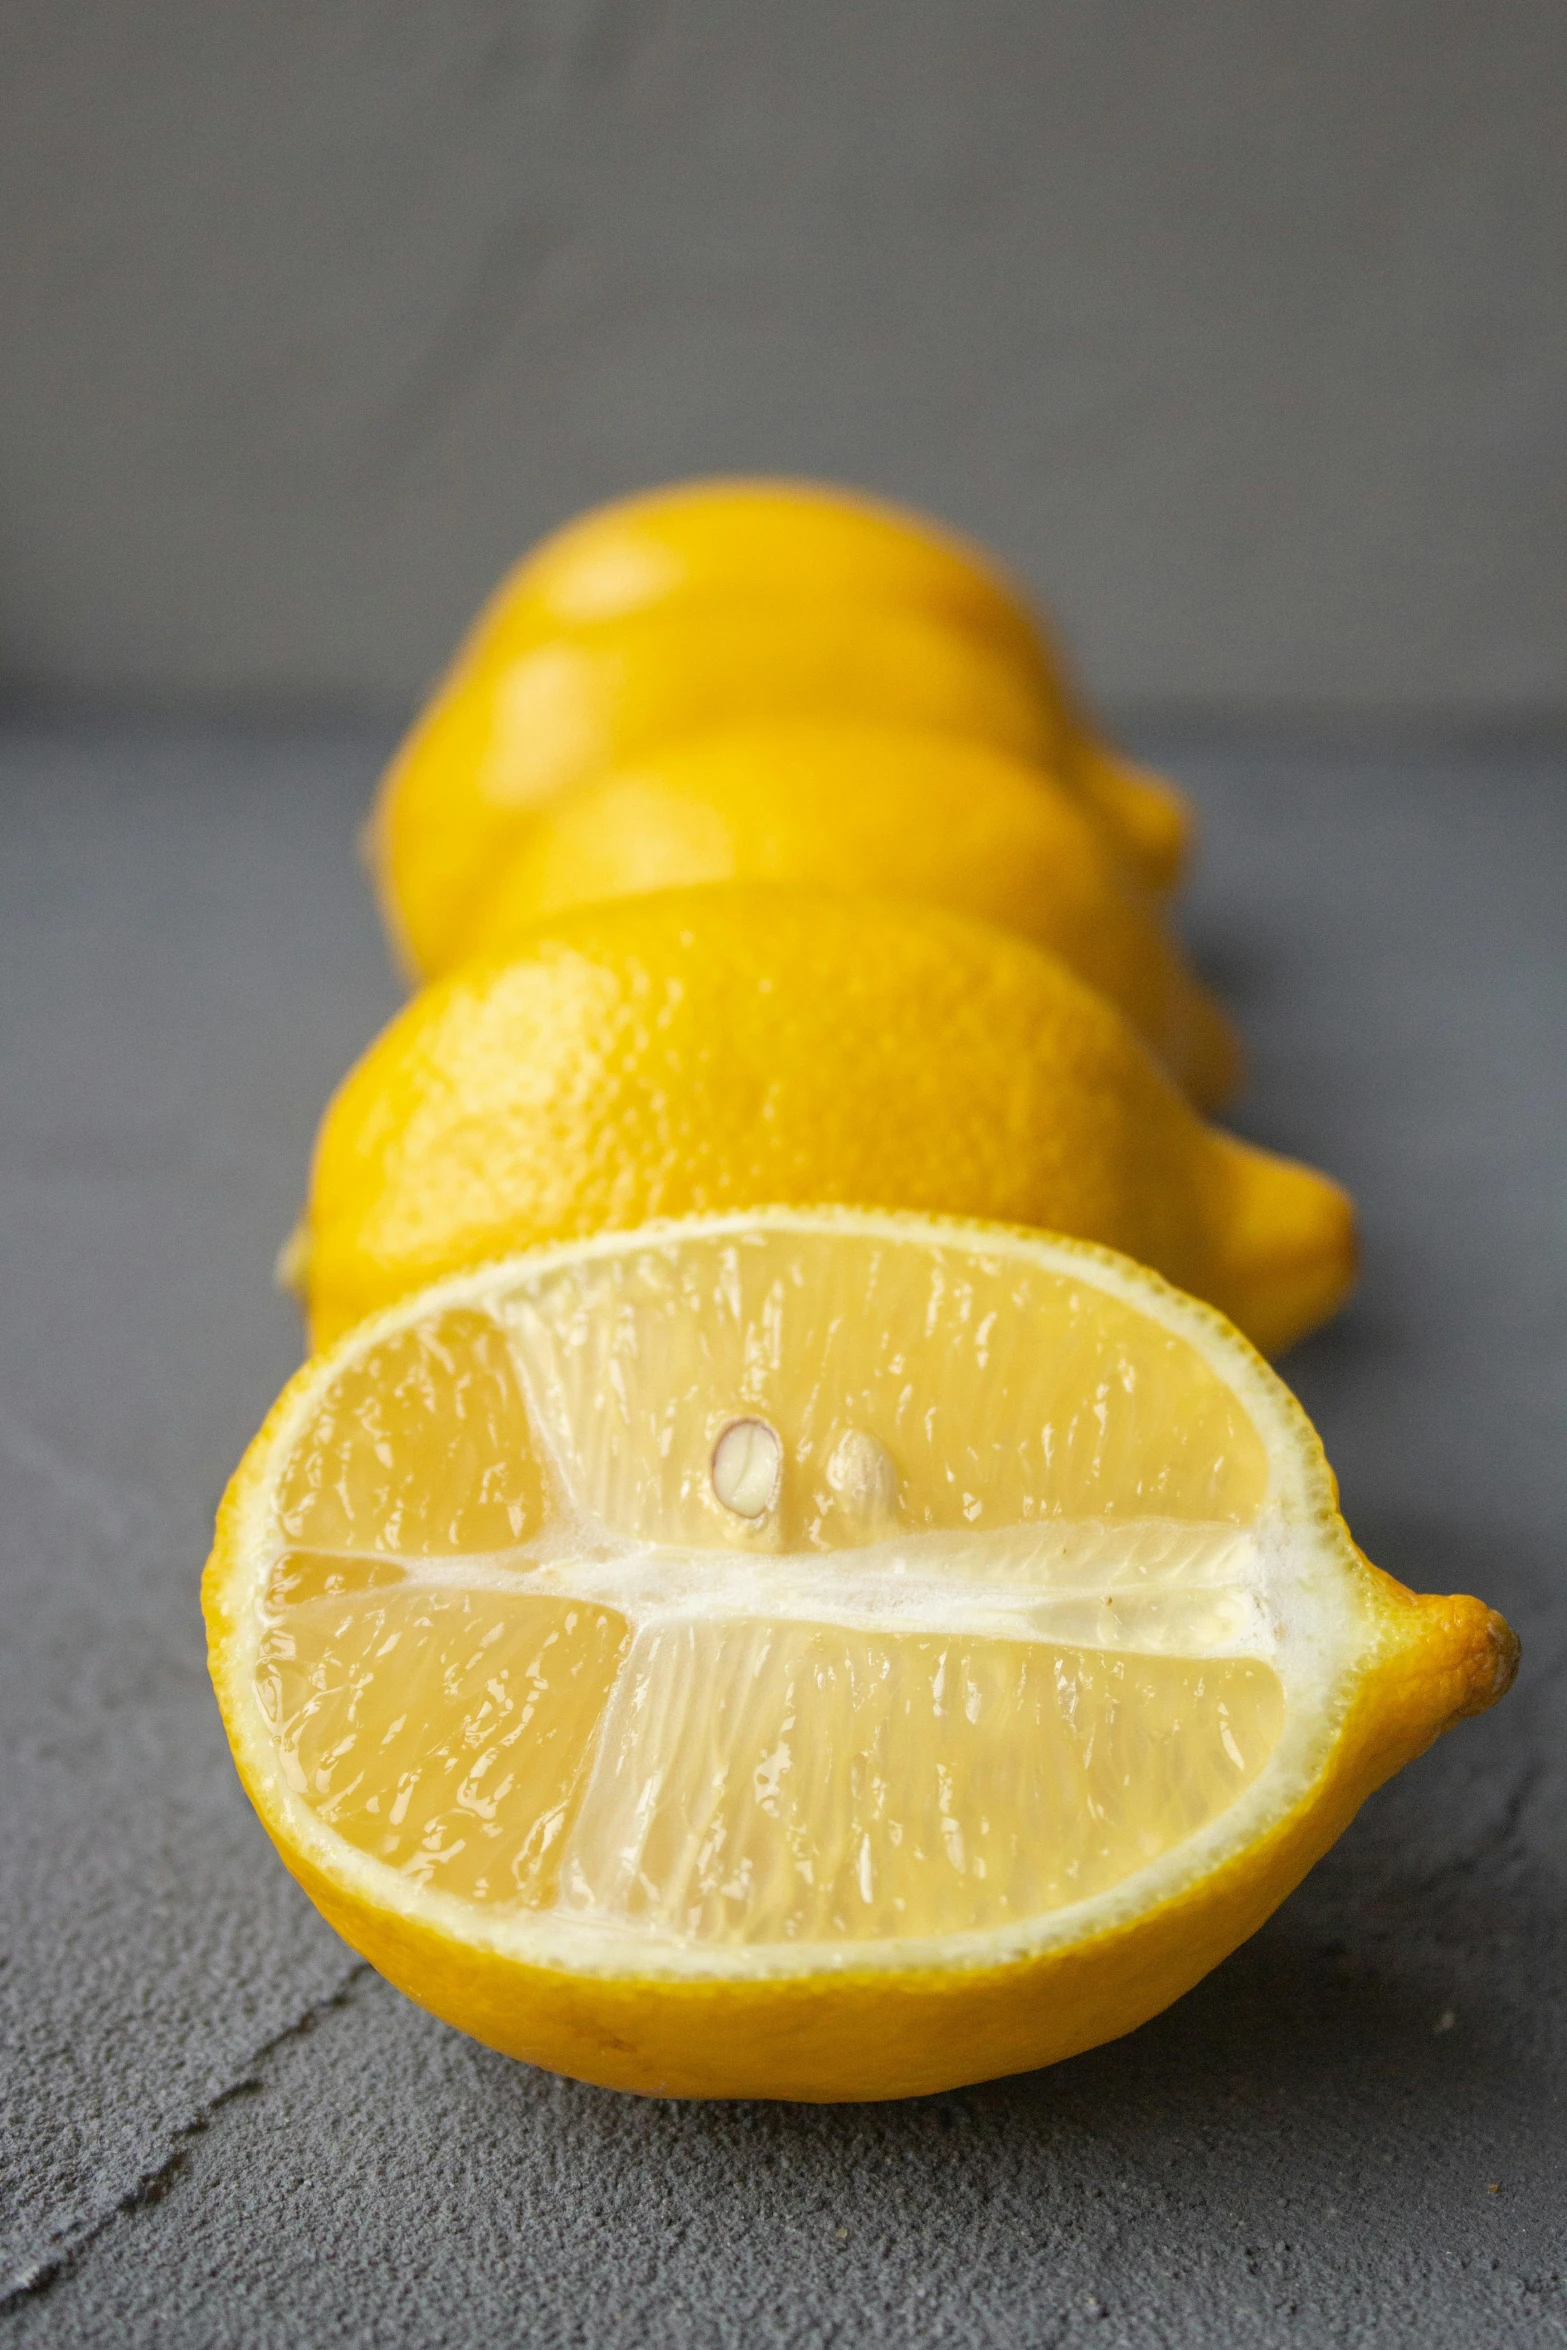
[256,1225,1290,1951]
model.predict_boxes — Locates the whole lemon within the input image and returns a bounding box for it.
[375,601,1059,977]
[465,476,1050,670]
[456,721,1240,1106]
[298,886,1353,1355]
[452,475,1189,888]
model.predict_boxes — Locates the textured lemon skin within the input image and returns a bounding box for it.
[451,723,1239,1108]
[302,887,1352,1354]
[204,1276,1515,2106]
[453,475,1192,893]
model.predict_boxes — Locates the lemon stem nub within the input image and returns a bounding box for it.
[273,1219,311,1298]
[712,1418,782,1518]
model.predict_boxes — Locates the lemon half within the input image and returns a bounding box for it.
[207,1208,1514,2102]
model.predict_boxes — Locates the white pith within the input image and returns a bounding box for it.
[212,1207,1379,1984]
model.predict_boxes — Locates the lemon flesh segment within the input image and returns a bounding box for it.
[259,1583,633,1907]
[208,1212,1514,2099]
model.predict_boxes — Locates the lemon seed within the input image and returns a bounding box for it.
[712,1419,782,1518]
[827,1427,900,1526]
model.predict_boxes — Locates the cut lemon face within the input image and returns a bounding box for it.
[206,1209,1514,2102]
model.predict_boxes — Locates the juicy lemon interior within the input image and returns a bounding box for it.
[257,1229,1289,1948]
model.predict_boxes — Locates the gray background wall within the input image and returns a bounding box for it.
[1,0,1562,724]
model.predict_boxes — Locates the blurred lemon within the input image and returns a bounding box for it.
[295,886,1353,1355]
[468,476,1050,669]
[458,721,1240,1107]
[456,476,1189,887]
[211,1206,1512,2100]
[376,600,1055,977]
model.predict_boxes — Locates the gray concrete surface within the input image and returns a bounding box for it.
[2,3,1565,721]
[2,724,1565,2346]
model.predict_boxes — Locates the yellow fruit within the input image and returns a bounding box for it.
[373,484,1194,975]
[375,601,1055,978]
[206,1206,1516,2101]
[451,476,1191,891]
[465,476,1049,675]
[297,886,1353,1355]
[457,721,1241,1106]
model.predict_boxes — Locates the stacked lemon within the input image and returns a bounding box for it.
[208,479,1513,2100]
